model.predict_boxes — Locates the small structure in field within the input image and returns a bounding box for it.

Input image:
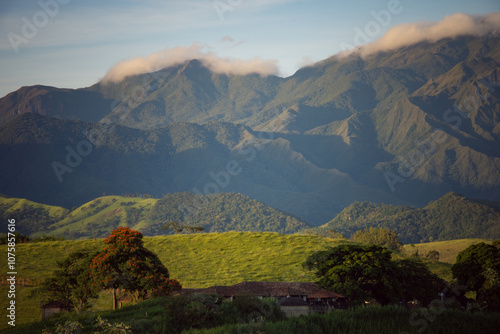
[41,301,71,320]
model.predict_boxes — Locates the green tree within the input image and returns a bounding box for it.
[161,294,284,333]
[452,242,500,311]
[162,221,205,234]
[40,250,100,312]
[395,258,444,306]
[0,232,30,244]
[351,227,403,251]
[327,229,346,239]
[425,250,440,262]
[303,244,401,305]
[90,227,181,309]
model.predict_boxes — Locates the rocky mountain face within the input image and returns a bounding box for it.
[1,35,499,225]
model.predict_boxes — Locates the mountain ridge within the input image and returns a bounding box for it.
[1,35,500,224]
[321,192,500,243]
[0,192,311,238]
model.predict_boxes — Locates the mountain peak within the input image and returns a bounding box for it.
[1,34,500,222]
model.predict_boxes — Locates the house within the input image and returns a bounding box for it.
[277,296,310,317]
[175,281,348,315]
[41,301,71,320]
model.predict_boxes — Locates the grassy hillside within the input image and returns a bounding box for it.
[0,196,68,235]
[322,192,500,243]
[0,232,343,330]
[402,238,492,264]
[40,195,157,239]
[1,193,310,238]
[0,232,486,330]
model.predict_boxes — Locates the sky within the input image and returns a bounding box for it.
[1,0,500,97]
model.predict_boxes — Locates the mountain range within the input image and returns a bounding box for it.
[0,193,309,238]
[1,35,499,226]
[1,191,498,243]
[321,192,500,243]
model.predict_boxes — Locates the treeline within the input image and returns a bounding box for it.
[145,193,310,235]
[0,203,67,235]
[0,232,64,244]
[322,192,500,243]
[4,191,500,241]
[1,193,310,239]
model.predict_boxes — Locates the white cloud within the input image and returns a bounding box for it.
[102,44,280,83]
[296,56,315,69]
[220,35,235,43]
[358,11,500,57]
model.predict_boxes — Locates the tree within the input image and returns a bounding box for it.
[327,229,346,239]
[303,244,401,305]
[425,250,440,262]
[452,242,500,311]
[395,258,444,306]
[351,227,403,251]
[162,221,205,234]
[41,250,100,311]
[0,232,30,244]
[90,227,181,309]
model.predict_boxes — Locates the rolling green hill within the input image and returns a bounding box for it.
[0,196,68,235]
[322,192,500,243]
[0,232,486,331]
[2,192,498,243]
[0,232,344,329]
[0,193,311,238]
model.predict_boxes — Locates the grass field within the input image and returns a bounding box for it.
[0,233,489,331]
[5,301,500,334]
[402,238,492,264]
[0,232,345,330]
[185,306,500,334]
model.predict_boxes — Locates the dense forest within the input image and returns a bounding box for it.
[146,192,309,235]
[1,192,499,243]
[322,193,500,243]
[0,193,310,239]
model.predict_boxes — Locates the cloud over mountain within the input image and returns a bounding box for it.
[102,44,280,83]
[359,11,500,57]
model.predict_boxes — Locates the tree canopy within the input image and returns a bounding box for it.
[41,250,100,311]
[395,258,444,305]
[303,244,443,306]
[303,244,400,305]
[90,227,181,309]
[351,227,403,251]
[452,242,500,311]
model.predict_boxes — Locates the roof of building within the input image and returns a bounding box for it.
[178,281,346,299]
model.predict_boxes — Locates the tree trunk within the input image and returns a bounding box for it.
[112,288,117,310]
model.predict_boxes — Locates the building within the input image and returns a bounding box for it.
[41,301,71,320]
[277,296,311,317]
[176,281,348,316]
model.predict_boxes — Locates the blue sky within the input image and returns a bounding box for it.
[1,0,499,97]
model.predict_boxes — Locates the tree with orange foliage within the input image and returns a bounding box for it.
[90,227,181,309]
